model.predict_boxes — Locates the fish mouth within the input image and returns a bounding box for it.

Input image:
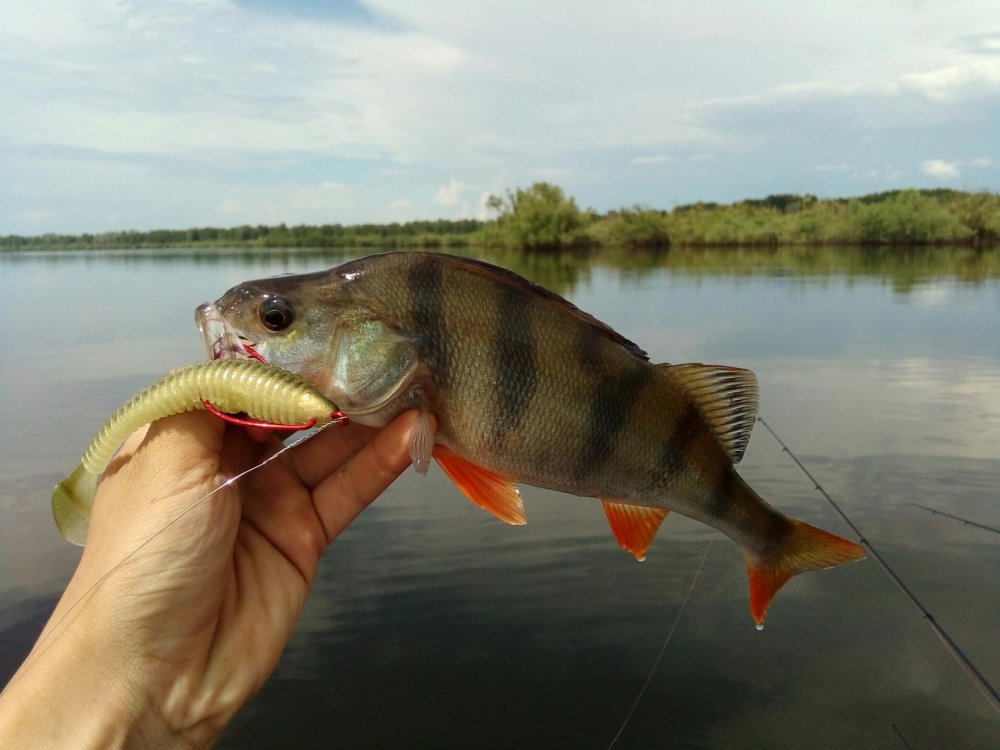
[195,302,264,362]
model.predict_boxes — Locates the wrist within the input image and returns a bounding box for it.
[0,608,211,749]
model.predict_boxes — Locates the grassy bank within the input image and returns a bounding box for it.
[3,186,998,252]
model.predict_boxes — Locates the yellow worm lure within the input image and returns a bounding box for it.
[52,358,343,545]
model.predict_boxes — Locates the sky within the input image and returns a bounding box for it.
[2,0,999,235]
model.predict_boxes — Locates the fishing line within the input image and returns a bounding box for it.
[757,417,1000,715]
[907,502,1000,535]
[892,722,914,750]
[2,421,335,695]
[606,534,716,750]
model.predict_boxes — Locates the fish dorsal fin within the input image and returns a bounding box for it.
[433,446,526,525]
[602,500,669,561]
[665,363,759,464]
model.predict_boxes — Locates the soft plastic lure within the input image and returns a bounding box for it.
[52,358,345,545]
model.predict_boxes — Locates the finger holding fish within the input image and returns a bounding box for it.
[281,418,381,491]
[301,409,423,547]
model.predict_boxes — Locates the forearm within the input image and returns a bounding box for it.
[0,614,212,750]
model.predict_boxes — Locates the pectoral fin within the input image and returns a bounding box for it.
[408,408,436,475]
[602,500,669,561]
[433,446,526,525]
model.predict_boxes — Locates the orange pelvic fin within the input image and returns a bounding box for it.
[433,446,526,525]
[602,500,669,561]
[745,518,865,627]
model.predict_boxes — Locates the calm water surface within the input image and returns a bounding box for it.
[1,247,997,748]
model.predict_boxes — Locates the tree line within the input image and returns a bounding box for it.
[0,218,483,252]
[3,185,998,252]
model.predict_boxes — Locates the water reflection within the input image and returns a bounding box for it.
[0,246,997,748]
[6,244,996,291]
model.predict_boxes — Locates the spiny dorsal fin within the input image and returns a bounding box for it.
[433,446,526,525]
[665,363,759,464]
[602,500,669,561]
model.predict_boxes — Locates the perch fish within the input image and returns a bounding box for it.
[197,252,865,626]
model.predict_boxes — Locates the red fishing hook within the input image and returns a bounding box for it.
[242,341,268,363]
[201,400,350,431]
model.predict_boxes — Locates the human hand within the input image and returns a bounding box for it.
[0,408,419,748]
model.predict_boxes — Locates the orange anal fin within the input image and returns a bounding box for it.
[433,447,526,525]
[745,518,866,628]
[602,500,669,561]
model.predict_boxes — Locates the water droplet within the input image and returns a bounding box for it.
[755,622,764,631]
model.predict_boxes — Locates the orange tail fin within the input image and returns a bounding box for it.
[744,519,865,627]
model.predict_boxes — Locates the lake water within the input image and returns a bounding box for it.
[1,246,997,748]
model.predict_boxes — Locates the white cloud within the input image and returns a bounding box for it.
[387,198,414,222]
[692,81,897,114]
[434,178,467,205]
[18,209,58,226]
[901,60,1000,100]
[631,154,677,166]
[920,159,961,180]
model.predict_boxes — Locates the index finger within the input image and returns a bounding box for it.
[281,418,382,490]
[310,410,420,544]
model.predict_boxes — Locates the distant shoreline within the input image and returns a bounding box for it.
[3,186,997,252]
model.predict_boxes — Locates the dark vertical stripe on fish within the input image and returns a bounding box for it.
[657,400,703,479]
[572,330,654,481]
[706,468,738,520]
[668,382,738,520]
[408,256,448,380]
[491,285,537,447]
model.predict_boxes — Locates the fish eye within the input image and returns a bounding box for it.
[259,296,294,332]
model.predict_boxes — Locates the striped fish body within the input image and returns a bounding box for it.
[203,252,863,625]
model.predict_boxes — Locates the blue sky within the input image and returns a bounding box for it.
[2,1,998,235]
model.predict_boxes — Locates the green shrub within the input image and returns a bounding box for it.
[485,182,590,250]
[843,191,972,244]
[587,206,671,248]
